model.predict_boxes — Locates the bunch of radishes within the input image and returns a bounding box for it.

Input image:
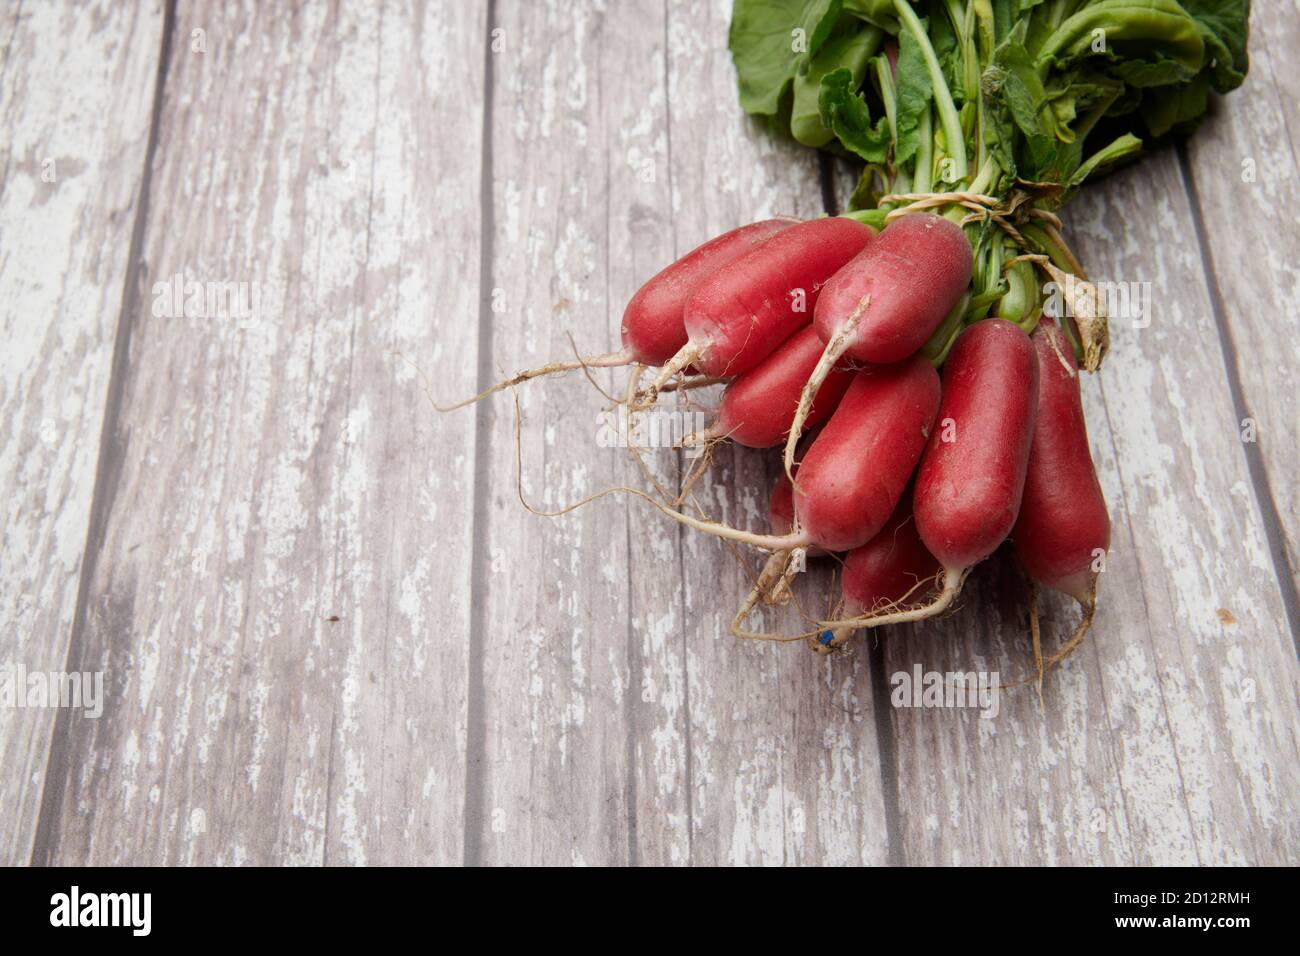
[437,0,1252,674]
[447,211,1109,666]
[618,212,1109,655]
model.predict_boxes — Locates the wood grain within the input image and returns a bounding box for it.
[1180,1,1300,604]
[5,0,1296,867]
[35,0,485,865]
[0,0,164,866]
[469,0,643,867]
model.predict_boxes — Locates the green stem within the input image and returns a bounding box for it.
[915,106,934,194]
[968,154,997,195]
[839,208,890,230]
[1000,257,1040,330]
[1020,222,1071,272]
[873,54,908,196]
[922,292,972,365]
[876,54,899,143]
[892,0,968,183]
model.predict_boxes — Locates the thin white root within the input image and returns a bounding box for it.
[808,619,860,655]
[657,375,729,395]
[677,422,724,448]
[782,307,862,480]
[1028,581,1045,708]
[730,550,792,636]
[634,342,703,411]
[511,391,808,551]
[994,580,1099,692]
[765,547,805,606]
[820,566,964,631]
[434,347,634,411]
[807,567,944,653]
[1043,584,1098,670]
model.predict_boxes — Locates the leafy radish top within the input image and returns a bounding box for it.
[730,0,1248,201]
[729,0,1249,372]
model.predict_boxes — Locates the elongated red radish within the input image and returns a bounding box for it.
[843,497,940,613]
[683,326,855,448]
[841,319,1038,630]
[732,362,938,640]
[782,213,971,475]
[1013,318,1111,660]
[767,433,827,555]
[793,355,941,553]
[639,216,875,406]
[602,357,933,559]
[437,218,796,410]
[818,494,940,650]
[622,218,798,365]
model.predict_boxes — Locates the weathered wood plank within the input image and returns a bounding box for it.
[471,0,653,866]
[1239,1,1300,167]
[873,149,1300,865]
[661,1,893,866]
[37,0,484,865]
[1181,1,1300,603]
[0,0,163,866]
[471,0,891,865]
[1071,154,1300,864]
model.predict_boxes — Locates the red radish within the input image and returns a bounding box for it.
[732,359,940,641]
[818,493,940,650]
[1013,318,1110,653]
[842,496,940,615]
[627,357,936,557]
[437,218,796,410]
[792,355,940,552]
[639,216,875,406]
[683,326,855,448]
[781,213,972,475]
[621,218,798,365]
[769,469,796,536]
[837,319,1038,630]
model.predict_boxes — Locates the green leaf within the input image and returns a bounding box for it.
[1037,0,1206,75]
[985,27,1069,180]
[818,67,892,163]
[1066,131,1143,191]
[729,0,842,116]
[893,16,934,168]
[1179,0,1250,93]
[729,0,1251,221]
[792,19,883,146]
[1108,54,1197,87]
[840,0,900,30]
[1140,69,1211,136]
[847,166,883,210]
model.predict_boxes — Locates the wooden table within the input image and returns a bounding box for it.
[2,1,1297,866]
